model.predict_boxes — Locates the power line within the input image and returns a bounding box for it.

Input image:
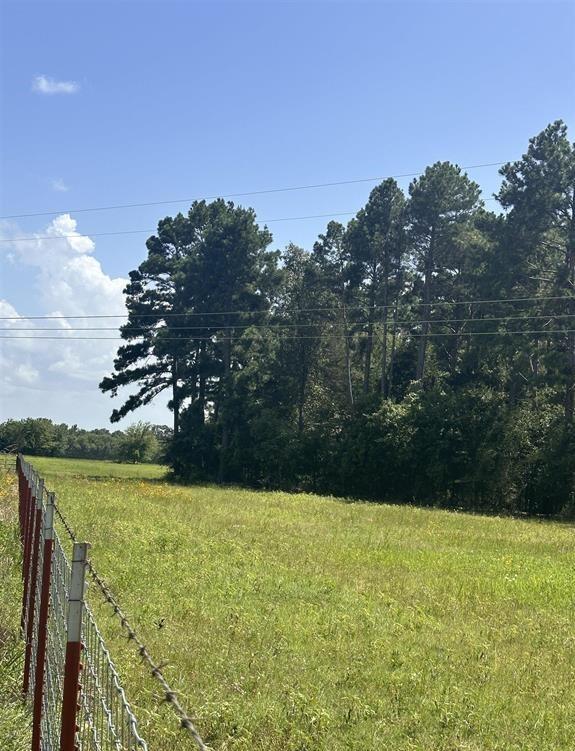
[2,328,575,342]
[1,334,359,341]
[1,212,357,244]
[0,199,499,245]
[0,161,505,220]
[5,312,575,333]
[1,294,573,321]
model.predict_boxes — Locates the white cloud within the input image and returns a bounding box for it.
[51,178,69,192]
[0,302,43,390]
[32,75,80,95]
[0,218,120,412]
[0,299,23,321]
[2,214,123,318]
[0,215,172,427]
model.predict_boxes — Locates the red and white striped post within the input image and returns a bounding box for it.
[31,490,55,751]
[60,541,89,751]
[23,477,44,696]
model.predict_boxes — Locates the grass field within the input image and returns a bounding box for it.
[0,467,31,751]
[9,456,575,750]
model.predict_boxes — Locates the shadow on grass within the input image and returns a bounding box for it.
[160,469,575,528]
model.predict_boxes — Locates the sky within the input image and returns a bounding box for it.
[1,0,574,429]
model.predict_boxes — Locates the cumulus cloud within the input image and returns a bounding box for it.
[7,214,125,315]
[32,75,80,95]
[51,178,69,192]
[0,217,125,405]
[0,215,171,426]
[0,300,43,391]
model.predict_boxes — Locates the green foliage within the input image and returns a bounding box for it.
[120,421,160,463]
[33,456,575,751]
[0,418,169,464]
[98,121,575,515]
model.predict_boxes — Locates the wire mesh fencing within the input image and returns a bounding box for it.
[79,602,149,751]
[16,454,148,751]
[42,528,70,750]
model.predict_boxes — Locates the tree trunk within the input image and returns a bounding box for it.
[416,226,435,381]
[172,358,180,436]
[341,297,354,407]
[388,294,399,399]
[363,261,378,394]
[217,332,232,483]
[532,337,539,410]
[297,340,310,434]
[298,360,306,434]
[380,270,389,397]
[565,195,575,422]
[198,340,206,426]
[566,331,575,422]
[450,299,464,375]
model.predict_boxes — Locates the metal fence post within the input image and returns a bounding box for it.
[60,541,89,751]
[23,477,44,696]
[21,466,33,584]
[17,455,24,540]
[15,458,148,750]
[21,470,36,633]
[31,491,55,751]
[19,458,26,542]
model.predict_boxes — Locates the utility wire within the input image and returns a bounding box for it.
[0,198,498,245]
[2,328,575,341]
[1,294,573,321]
[3,334,358,341]
[5,312,575,333]
[0,161,505,220]
[0,212,356,243]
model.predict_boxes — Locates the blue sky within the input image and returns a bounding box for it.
[1,0,574,428]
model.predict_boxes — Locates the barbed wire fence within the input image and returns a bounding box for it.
[15,453,210,751]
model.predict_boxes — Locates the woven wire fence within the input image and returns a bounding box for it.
[17,455,148,751]
[80,603,148,751]
[42,529,70,749]
[29,504,46,717]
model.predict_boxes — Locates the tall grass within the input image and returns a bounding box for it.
[29,456,575,750]
[0,466,31,751]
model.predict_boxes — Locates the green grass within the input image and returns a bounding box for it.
[31,456,167,481]
[0,467,31,751]
[25,456,575,749]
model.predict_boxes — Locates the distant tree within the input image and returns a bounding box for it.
[102,199,278,482]
[120,422,159,463]
[408,162,482,381]
[99,212,199,436]
[276,244,325,434]
[0,418,58,455]
[313,221,356,406]
[344,179,406,395]
[498,120,575,420]
[149,424,173,462]
[92,121,575,516]
[0,418,163,464]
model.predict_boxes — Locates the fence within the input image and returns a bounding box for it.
[16,454,148,751]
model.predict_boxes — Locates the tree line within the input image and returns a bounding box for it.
[0,418,169,464]
[100,120,575,514]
